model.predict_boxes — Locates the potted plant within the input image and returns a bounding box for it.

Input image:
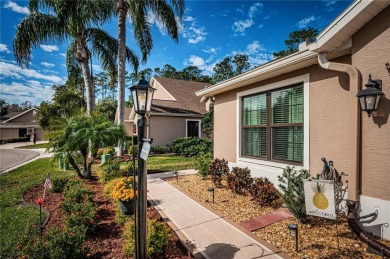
[111,177,136,215]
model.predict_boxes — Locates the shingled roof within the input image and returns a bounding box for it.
[151,77,211,115]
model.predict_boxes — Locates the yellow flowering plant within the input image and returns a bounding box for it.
[111,177,136,202]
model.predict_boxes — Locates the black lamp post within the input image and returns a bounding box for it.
[356,74,383,117]
[130,76,156,259]
[288,223,299,252]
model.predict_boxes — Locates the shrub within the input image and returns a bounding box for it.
[150,145,173,154]
[104,178,123,197]
[278,166,310,223]
[194,153,213,179]
[123,219,171,257]
[249,177,279,207]
[226,167,253,195]
[97,160,122,183]
[103,146,115,155]
[62,180,94,205]
[18,226,88,259]
[63,202,98,231]
[171,137,212,157]
[51,176,69,193]
[208,158,229,187]
[0,136,29,145]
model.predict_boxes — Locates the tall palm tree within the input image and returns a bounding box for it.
[13,0,139,115]
[115,0,184,155]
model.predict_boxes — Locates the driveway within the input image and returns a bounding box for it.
[0,149,40,173]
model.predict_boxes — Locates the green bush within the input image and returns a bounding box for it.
[0,137,29,145]
[249,177,279,207]
[194,153,213,180]
[97,160,122,183]
[123,219,171,257]
[278,166,310,223]
[150,145,173,155]
[62,180,94,204]
[51,176,69,193]
[226,167,253,195]
[171,137,212,157]
[208,158,229,187]
[18,226,88,259]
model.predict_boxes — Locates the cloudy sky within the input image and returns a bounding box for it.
[0,0,353,106]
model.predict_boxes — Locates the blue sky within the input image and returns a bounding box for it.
[0,0,353,106]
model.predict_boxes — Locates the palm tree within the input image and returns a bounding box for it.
[115,0,184,155]
[13,0,139,115]
[49,114,126,178]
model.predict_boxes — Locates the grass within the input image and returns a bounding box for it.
[15,142,49,149]
[0,158,75,258]
[147,155,196,172]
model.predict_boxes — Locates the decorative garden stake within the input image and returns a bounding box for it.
[288,223,299,252]
[173,172,178,184]
[36,197,44,240]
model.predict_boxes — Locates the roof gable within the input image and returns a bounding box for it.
[2,108,38,123]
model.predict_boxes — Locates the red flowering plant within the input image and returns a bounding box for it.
[249,177,279,207]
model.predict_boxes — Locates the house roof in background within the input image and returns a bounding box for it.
[151,77,211,115]
[0,111,23,121]
[2,108,38,123]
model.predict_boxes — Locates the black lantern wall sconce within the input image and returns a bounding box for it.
[356,74,383,117]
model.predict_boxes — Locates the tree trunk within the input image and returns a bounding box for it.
[116,1,129,156]
[68,155,84,179]
[79,59,95,116]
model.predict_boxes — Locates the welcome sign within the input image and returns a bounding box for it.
[304,180,336,220]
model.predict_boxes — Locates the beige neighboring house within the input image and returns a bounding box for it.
[0,108,44,141]
[125,77,212,146]
[197,1,390,240]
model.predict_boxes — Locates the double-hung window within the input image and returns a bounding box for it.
[242,83,304,164]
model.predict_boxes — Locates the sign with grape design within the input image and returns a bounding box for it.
[304,180,336,220]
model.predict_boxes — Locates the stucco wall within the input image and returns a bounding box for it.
[214,56,352,176]
[149,115,203,146]
[352,5,390,201]
[0,129,19,139]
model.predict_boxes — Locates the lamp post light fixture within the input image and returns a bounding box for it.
[130,76,156,259]
[173,172,178,184]
[356,74,383,117]
[288,223,299,252]
[207,187,215,203]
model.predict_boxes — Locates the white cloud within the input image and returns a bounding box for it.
[232,2,263,36]
[4,1,30,15]
[92,64,102,72]
[0,43,11,53]
[322,0,338,6]
[183,55,216,75]
[182,16,194,22]
[202,47,218,54]
[59,53,66,57]
[245,41,265,55]
[0,61,63,83]
[297,15,316,28]
[231,41,272,67]
[41,62,55,68]
[146,11,167,35]
[40,44,59,52]
[182,23,207,44]
[0,81,54,105]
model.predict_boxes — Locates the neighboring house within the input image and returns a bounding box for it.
[125,77,212,146]
[0,108,44,141]
[197,1,390,240]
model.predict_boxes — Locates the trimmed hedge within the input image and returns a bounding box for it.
[171,137,212,157]
[0,137,29,145]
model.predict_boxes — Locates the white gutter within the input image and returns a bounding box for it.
[318,52,361,202]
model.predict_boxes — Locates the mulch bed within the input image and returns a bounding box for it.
[23,176,190,259]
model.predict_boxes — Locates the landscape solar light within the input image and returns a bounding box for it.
[207,187,215,203]
[173,172,178,184]
[288,223,299,252]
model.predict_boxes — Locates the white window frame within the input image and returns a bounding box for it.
[236,74,310,170]
[186,119,202,138]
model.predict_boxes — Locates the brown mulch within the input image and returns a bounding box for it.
[168,174,390,259]
[23,176,190,259]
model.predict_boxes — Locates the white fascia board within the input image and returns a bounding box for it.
[196,50,316,97]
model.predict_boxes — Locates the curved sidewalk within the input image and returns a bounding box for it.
[147,172,289,259]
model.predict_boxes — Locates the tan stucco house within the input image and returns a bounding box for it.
[125,77,211,146]
[0,108,45,141]
[197,0,390,240]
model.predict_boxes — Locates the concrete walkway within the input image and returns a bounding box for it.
[0,141,51,174]
[147,172,288,259]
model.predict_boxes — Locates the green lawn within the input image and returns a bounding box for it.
[147,155,195,172]
[0,158,74,258]
[15,142,49,149]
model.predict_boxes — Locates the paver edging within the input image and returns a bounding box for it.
[164,180,292,259]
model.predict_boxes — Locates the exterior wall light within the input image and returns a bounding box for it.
[356,74,383,117]
[288,223,299,252]
[207,187,215,203]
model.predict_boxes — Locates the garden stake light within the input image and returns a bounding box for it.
[173,171,178,184]
[207,187,215,203]
[130,76,156,259]
[36,197,44,240]
[288,223,299,252]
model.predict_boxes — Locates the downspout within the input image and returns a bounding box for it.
[317,52,361,202]
[318,53,390,257]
